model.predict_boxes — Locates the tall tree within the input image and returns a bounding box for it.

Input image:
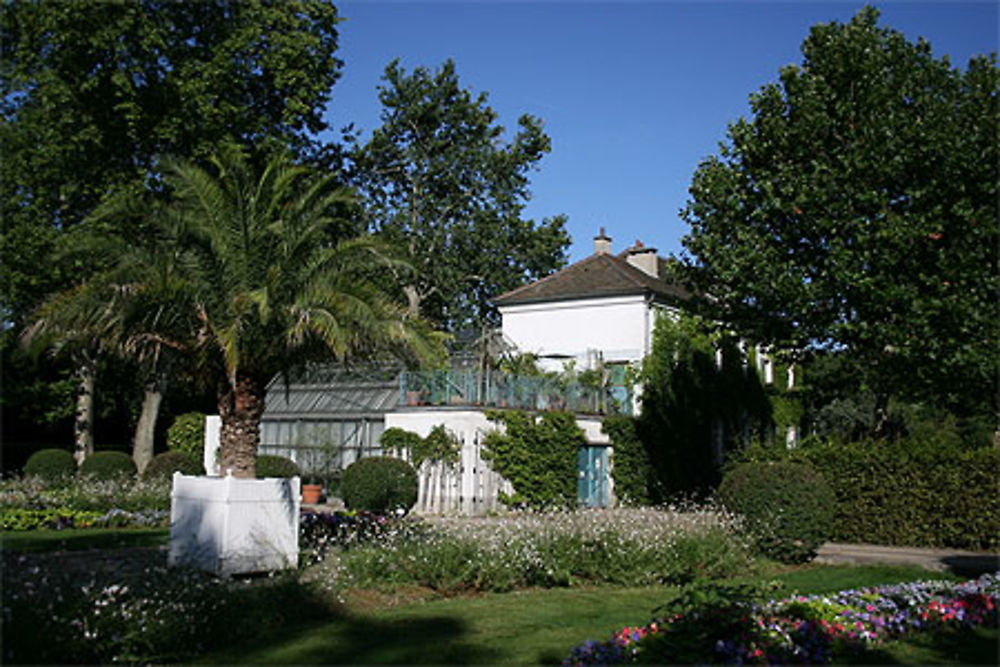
[153,147,443,478]
[1,0,343,328]
[2,0,344,456]
[350,59,570,332]
[680,7,999,433]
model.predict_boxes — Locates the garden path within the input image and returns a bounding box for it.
[817,542,999,577]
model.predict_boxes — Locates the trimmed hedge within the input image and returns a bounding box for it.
[23,449,76,481]
[255,455,301,479]
[801,441,1000,551]
[718,461,834,563]
[166,412,205,460]
[143,451,203,480]
[80,451,137,480]
[341,456,417,514]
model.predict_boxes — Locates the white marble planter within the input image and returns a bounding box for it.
[168,472,300,576]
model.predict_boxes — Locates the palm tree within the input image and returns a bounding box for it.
[161,146,443,478]
[23,208,200,472]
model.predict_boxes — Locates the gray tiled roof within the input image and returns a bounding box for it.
[493,252,691,307]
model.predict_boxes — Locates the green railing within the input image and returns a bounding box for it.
[398,369,632,416]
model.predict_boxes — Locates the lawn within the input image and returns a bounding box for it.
[0,527,169,552]
[198,564,987,665]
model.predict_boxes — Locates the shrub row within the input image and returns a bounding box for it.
[717,461,834,563]
[737,440,1000,551]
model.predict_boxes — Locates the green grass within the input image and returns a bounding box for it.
[0,527,169,552]
[198,564,962,665]
[856,626,999,665]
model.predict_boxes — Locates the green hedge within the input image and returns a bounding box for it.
[143,451,203,480]
[736,440,1000,551]
[802,442,1000,551]
[341,456,417,514]
[718,461,834,563]
[23,449,76,481]
[255,455,301,479]
[80,451,136,480]
[166,412,205,460]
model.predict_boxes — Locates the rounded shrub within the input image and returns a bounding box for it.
[717,461,834,563]
[79,451,137,480]
[341,456,417,515]
[256,455,301,479]
[23,448,76,481]
[143,451,203,480]
[166,412,205,460]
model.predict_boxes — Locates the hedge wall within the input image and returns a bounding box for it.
[738,440,1000,551]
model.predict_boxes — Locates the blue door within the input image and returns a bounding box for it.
[577,446,609,508]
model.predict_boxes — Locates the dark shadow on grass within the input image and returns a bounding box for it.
[939,554,1000,578]
[857,625,999,665]
[208,611,503,665]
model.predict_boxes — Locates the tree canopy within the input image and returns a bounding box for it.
[0,0,343,327]
[680,7,999,423]
[349,59,570,332]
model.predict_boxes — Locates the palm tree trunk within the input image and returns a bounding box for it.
[217,375,266,479]
[132,373,166,475]
[73,353,96,467]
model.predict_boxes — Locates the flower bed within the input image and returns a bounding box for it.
[564,573,1000,665]
[322,505,755,593]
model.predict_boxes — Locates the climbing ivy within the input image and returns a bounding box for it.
[602,415,658,506]
[638,312,772,498]
[380,425,461,469]
[482,410,584,508]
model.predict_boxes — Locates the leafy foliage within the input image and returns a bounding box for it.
[23,448,76,481]
[335,508,753,593]
[79,451,137,480]
[777,440,999,551]
[638,312,770,499]
[602,416,657,506]
[255,455,302,479]
[166,412,206,461]
[483,410,585,508]
[717,461,835,563]
[142,451,202,480]
[0,0,344,327]
[349,59,570,331]
[381,425,461,468]
[681,7,1000,426]
[341,456,418,514]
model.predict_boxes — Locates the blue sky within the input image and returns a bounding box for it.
[320,1,998,263]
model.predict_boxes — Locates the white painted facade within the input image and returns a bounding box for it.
[500,295,674,373]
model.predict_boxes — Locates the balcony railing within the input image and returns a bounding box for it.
[398,369,631,416]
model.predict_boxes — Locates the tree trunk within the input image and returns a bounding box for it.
[217,375,266,479]
[73,355,96,467]
[132,374,166,475]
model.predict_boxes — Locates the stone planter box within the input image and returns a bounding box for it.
[168,472,300,576]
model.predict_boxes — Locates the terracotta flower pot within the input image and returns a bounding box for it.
[301,483,323,505]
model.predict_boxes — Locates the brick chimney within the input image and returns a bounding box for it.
[626,240,659,278]
[594,227,612,255]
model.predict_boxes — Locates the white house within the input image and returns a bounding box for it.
[247,229,696,513]
[495,229,690,374]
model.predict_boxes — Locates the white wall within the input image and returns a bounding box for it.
[500,295,651,372]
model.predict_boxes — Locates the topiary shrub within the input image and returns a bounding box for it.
[717,461,834,563]
[255,455,301,479]
[166,412,206,460]
[23,448,76,482]
[79,451,137,480]
[143,451,203,480]
[341,456,417,515]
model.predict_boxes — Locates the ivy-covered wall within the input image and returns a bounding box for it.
[635,312,772,499]
[482,410,585,508]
